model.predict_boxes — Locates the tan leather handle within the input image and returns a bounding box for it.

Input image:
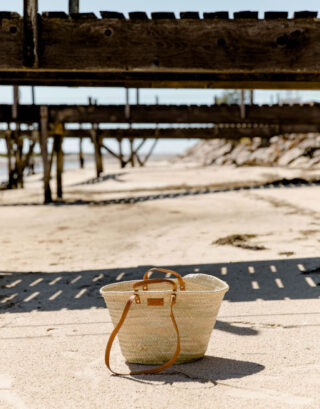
[144,268,185,290]
[105,293,180,376]
[133,278,178,292]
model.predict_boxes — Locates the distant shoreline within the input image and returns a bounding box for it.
[0,153,175,182]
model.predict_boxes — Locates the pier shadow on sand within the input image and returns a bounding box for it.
[0,177,320,207]
[1,257,319,315]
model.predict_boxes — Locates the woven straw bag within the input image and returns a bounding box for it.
[100,267,229,375]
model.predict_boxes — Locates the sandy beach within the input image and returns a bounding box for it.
[1,159,320,409]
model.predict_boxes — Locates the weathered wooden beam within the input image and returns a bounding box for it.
[39,105,52,203]
[4,103,320,125]
[1,16,320,88]
[23,125,320,139]
[101,142,121,160]
[2,123,320,140]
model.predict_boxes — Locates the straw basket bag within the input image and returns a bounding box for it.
[100,267,229,375]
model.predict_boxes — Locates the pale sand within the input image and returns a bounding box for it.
[1,161,320,409]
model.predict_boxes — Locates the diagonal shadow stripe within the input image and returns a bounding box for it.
[1,257,319,314]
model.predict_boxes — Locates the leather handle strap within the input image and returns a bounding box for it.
[144,268,186,290]
[105,293,180,376]
[133,278,178,292]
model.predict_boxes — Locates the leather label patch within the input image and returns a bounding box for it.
[147,298,164,306]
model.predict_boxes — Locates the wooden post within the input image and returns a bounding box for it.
[240,89,245,119]
[79,137,84,168]
[250,90,254,105]
[5,127,14,189]
[69,0,79,14]
[16,134,24,188]
[12,86,24,188]
[40,106,52,203]
[54,134,63,199]
[23,0,39,67]
[133,139,147,167]
[125,88,130,120]
[129,138,135,167]
[31,86,35,105]
[117,137,125,168]
[92,126,103,177]
[23,136,36,176]
[140,139,158,167]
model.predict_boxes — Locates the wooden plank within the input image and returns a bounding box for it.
[2,124,320,139]
[264,12,288,19]
[100,11,125,19]
[3,103,320,125]
[47,103,320,125]
[1,17,320,87]
[2,71,320,89]
[44,125,320,139]
[203,12,229,19]
[234,11,258,19]
[39,18,320,71]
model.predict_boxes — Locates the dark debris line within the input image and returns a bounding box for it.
[0,177,319,207]
[54,177,320,206]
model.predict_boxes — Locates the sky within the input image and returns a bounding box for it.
[1,0,320,155]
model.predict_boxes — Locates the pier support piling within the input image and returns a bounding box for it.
[5,129,14,189]
[40,106,52,203]
[54,134,63,199]
[79,137,84,168]
[129,138,135,167]
[92,126,103,177]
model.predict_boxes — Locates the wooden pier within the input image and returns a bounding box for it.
[1,1,320,203]
[1,101,319,202]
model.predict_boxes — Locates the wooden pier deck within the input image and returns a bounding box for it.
[1,9,320,88]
